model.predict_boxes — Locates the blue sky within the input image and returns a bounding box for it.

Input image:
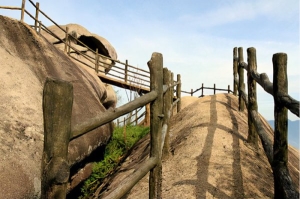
[0,0,299,121]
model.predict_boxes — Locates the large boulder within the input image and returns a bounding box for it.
[0,15,116,198]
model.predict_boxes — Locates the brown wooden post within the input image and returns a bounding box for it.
[34,2,40,31]
[38,21,42,34]
[233,47,238,95]
[191,89,193,96]
[247,47,258,147]
[21,0,25,21]
[95,48,99,73]
[228,85,230,93]
[135,109,138,125]
[162,68,171,159]
[148,52,163,199]
[238,47,245,111]
[170,73,174,116]
[117,119,119,127]
[144,104,150,126]
[42,78,73,199]
[176,74,181,112]
[125,60,128,82]
[64,27,69,53]
[214,84,216,94]
[272,53,298,199]
[201,83,204,97]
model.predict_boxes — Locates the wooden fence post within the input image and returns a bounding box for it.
[247,47,258,147]
[238,47,245,111]
[125,60,128,82]
[272,53,298,199]
[148,52,163,199]
[64,27,69,53]
[42,78,73,199]
[95,48,99,73]
[233,47,238,95]
[34,2,40,32]
[228,85,230,93]
[201,83,204,97]
[191,89,193,96]
[144,103,150,126]
[21,0,25,21]
[176,74,181,112]
[170,73,174,116]
[162,68,171,159]
[214,83,216,94]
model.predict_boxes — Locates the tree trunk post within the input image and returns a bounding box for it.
[125,60,128,82]
[246,47,258,147]
[148,52,163,199]
[272,53,298,199]
[233,47,238,95]
[238,47,245,111]
[21,0,25,22]
[162,68,171,159]
[41,78,73,199]
[34,2,40,32]
[64,27,69,54]
[176,74,181,113]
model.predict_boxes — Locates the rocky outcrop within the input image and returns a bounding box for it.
[0,15,116,198]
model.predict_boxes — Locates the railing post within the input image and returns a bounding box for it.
[41,78,73,199]
[176,74,181,112]
[34,2,40,32]
[201,83,204,97]
[233,47,238,95]
[95,48,99,73]
[148,52,163,199]
[64,27,69,53]
[21,0,25,22]
[238,47,245,111]
[228,85,230,93]
[162,68,171,159]
[214,83,216,94]
[272,53,298,199]
[38,21,42,34]
[170,72,174,117]
[135,109,138,125]
[125,60,128,82]
[191,89,193,96]
[246,47,258,147]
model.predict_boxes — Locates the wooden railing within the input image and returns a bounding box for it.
[182,83,233,97]
[233,47,299,199]
[42,52,179,199]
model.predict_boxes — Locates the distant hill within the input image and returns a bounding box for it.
[268,120,299,149]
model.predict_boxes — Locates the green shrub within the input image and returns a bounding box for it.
[79,125,149,198]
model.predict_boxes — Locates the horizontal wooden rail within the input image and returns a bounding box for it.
[0,6,21,10]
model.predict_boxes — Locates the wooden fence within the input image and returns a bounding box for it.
[43,53,180,198]
[182,83,233,97]
[233,47,299,199]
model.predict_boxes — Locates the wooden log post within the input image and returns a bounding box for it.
[95,48,99,73]
[170,73,174,116]
[162,68,171,159]
[233,47,238,95]
[201,83,204,97]
[144,103,150,126]
[238,47,245,111]
[39,21,42,34]
[148,52,163,199]
[214,83,216,94]
[42,78,73,199]
[246,47,258,147]
[272,53,299,199]
[191,89,193,96]
[34,2,40,32]
[21,0,25,21]
[176,74,181,112]
[228,85,230,93]
[125,60,128,82]
[64,27,69,53]
[135,109,138,125]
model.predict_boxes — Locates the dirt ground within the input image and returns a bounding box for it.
[98,94,299,199]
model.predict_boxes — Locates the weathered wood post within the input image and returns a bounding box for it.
[42,78,73,199]
[228,85,230,93]
[272,53,298,199]
[201,83,204,97]
[148,52,163,199]
[34,2,40,32]
[64,27,69,54]
[135,108,138,125]
[170,73,174,116]
[21,0,25,21]
[233,47,238,95]
[176,74,181,112]
[162,68,171,159]
[38,21,42,34]
[95,48,99,73]
[214,84,216,94]
[238,47,245,111]
[144,103,150,126]
[191,89,193,96]
[125,60,128,82]
[246,47,258,147]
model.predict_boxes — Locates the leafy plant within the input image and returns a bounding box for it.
[79,125,149,198]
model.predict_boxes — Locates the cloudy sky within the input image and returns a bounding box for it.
[0,0,299,121]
